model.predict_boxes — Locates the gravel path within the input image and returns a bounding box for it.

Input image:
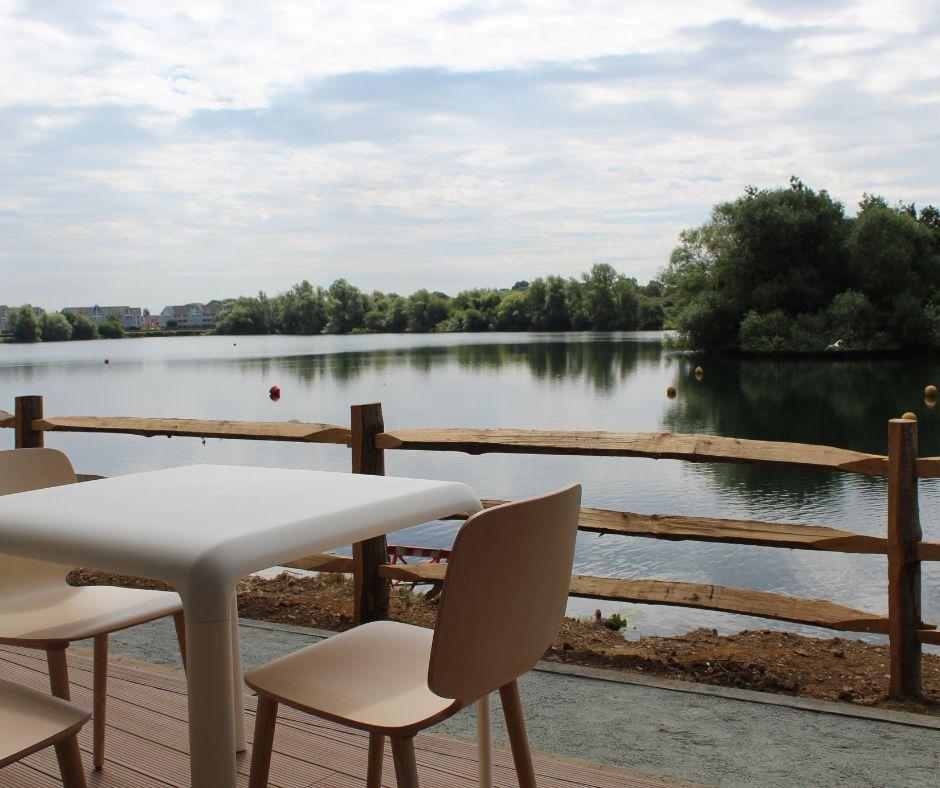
[86,618,940,787]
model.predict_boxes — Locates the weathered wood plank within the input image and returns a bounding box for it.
[32,415,351,444]
[451,499,892,555]
[283,553,355,574]
[372,562,900,635]
[376,429,888,476]
[568,575,896,634]
[0,409,13,428]
[916,456,940,478]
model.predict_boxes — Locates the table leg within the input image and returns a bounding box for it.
[186,616,237,787]
[231,595,247,752]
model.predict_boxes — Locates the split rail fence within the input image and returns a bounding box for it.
[2,394,938,699]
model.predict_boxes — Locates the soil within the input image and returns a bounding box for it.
[69,568,940,717]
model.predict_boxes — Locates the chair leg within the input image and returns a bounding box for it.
[499,679,537,788]
[93,634,108,769]
[390,736,419,788]
[367,732,384,788]
[248,695,278,788]
[46,647,71,699]
[173,611,187,671]
[53,733,87,788]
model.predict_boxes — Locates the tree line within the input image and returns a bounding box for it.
[662,178,940,352]
[213,265,666,335]
[3,307,123,342]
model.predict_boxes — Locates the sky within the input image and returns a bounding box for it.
[1,1,939,311]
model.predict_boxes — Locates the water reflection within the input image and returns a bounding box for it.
[222,337,662,392]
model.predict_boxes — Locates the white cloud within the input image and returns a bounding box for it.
[0,0,938,308]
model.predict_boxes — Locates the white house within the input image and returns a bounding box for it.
[62,305,143,329]
[159,303,220,328]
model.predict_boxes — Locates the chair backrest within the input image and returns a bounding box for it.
[0,449,76,496]
[428,484,581,703]
[0,449,77,595]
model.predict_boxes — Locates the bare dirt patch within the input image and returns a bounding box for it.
[69,569,940,717]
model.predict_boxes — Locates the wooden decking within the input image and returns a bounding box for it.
[0,644,662,787]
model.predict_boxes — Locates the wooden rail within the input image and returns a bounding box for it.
[376,428,892,475]
[32,415,350,444]
[4,394,935,699]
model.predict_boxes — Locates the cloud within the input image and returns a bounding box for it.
[0,1,938,308]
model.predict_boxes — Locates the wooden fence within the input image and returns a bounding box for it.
[2,394,937,700]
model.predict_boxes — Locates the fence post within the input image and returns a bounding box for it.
[351,403,390,624]
[887,417,922,699]
[15,395,44,449]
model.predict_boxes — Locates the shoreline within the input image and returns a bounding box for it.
[71,568,940,719]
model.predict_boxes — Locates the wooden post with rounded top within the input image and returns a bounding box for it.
[887,417,922,699]
[351,403,390,624]
[15,395,43,448]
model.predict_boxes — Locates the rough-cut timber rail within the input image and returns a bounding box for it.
[445,499,940,559]
[0,410,12,429]
[376,428,891,476]
[298,557,901,635]
[28,416,351,444]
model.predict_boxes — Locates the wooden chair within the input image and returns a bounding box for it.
[0,677,91,787]
[245,484,582,787]
[0,448,186,770]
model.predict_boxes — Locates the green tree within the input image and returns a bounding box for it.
[278,280,327,334]
[406,289,451,332]
[325,279,368,333]
[8,305,40,342]
[98,316,124,338]
[39,312,73,341]
[166,318,179,329]
[583,264,619,329]
[62,310,98,340]
[494,290,529,330]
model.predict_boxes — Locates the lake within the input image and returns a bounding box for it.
[2,331,938,641]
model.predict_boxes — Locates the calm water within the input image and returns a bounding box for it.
[1,332,938,641]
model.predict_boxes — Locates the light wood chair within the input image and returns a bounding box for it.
[0,677,91,787]
[245,483,582,787]
[0,448,186,771]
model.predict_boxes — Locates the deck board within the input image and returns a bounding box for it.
[0,644,663,787]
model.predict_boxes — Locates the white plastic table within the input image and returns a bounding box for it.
[0,464,481,787]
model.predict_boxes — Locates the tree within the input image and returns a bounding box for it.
[406,289,451,332]
[39,312,73,341]
[494,291,529,330]
[662,178,940,351]
[325,279,368,334]
[583,264,619,329]
[278,280,326,334]
[98,316,124,338]
[8,305,40,342]
[62,310,98,340]
[166,319,179,329]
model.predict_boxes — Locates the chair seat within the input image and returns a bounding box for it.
[0,585,182,647]
[245,620,461,735]
[0,677,91,767]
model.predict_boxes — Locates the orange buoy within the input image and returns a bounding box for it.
[104,359,109,364]
[694,366,703,377]
[666,386,677,399]
[902,412,917,421]
[926,385,937,398]
[269,385,281,401]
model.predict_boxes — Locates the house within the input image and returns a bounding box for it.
[159,303,220,328]
[62,305,143,329]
